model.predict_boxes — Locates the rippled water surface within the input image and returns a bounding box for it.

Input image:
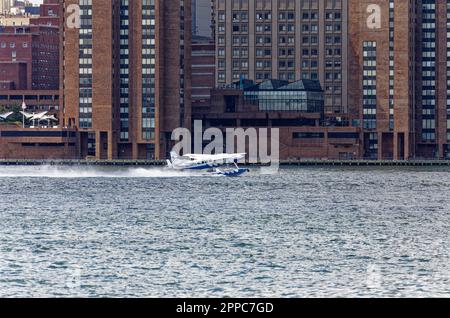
[0,165,449,297]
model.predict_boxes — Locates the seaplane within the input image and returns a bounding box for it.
[167,151,250,177]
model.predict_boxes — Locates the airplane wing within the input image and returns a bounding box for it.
[216,153,246,162]
[185,153,246,162]
[184,154,215,160]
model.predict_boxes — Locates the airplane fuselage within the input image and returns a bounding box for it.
[167,152,247,175]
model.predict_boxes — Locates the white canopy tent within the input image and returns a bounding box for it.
[0,112,14,120]
[20,111,49,127]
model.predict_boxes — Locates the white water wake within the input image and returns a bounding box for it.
[0,165,201,178]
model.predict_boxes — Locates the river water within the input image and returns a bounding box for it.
[0,165,449,297]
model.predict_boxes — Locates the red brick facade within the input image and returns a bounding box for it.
[191,37,215,109]
[0,25,59,90]
[0,126,77,160]
[193,86,362,160]
[62,0,191,160]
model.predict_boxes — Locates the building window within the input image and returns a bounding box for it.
[78,0,93,129]
[422,0,437,142]
[362,41,377,131]
[447,1,450,141]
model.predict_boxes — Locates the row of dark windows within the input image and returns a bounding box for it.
[21,143,76,147]
[293,132,360,139]
[0,95,58,100]
[0,131,76,138]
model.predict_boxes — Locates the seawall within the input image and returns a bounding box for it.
[1,159,450,167]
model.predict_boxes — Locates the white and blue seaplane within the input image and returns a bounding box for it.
[167,152,250,177]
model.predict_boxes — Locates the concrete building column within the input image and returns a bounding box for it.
[271,0,278,79]
[132,142,139,160]
[107,131,114,160]
[393,132,399,160]
[404,132,411,160]
[377,131,383,160]
[95,131,101,160]
[248,0,255,80]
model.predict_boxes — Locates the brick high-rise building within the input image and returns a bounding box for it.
[213,0,349,115]
[30,0,60,27]
[62,0,191,160]
[348,0,416,160]
[0,24,59,90]
[414,0,450,159]
[0,0,61,91]
[191,36,215,109]
[348,1,450,160]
